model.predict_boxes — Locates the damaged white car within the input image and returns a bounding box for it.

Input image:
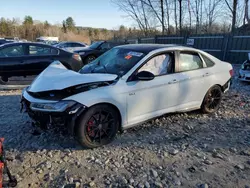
[238,56,250,82]
[21,44,233,148]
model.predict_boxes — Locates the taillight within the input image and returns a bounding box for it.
[229,69,234,77]
[72,54,82,62]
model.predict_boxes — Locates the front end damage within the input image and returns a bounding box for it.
[20,92,87,134]
[20,61,118,134]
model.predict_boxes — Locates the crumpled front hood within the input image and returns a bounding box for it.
[28,61,118,92]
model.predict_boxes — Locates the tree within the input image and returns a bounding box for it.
[244,0,249,24]
[62,20,67,33]
[23,16,33,25]
[65,17,75,30]
[178,0,183,34]
[204,0,223,33]
[44,20,50,28]
[160,0,164,34]
[112,0,156,36]
[224,0,238,32]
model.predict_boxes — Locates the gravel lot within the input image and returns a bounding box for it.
[0,66,250,188]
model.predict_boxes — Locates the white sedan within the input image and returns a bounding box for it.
[21,44,233,148]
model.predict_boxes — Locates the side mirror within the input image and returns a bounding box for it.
[136,71,155,81]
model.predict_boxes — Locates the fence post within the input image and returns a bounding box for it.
[138,38,141,44]
[223,34,230,61]
[154,35,157,44]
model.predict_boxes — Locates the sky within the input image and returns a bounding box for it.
[0,0,133,29]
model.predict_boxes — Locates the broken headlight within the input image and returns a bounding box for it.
[30,100,76,112]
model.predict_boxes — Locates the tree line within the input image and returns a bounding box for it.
[112,0,250,36]
[0,16,142,43]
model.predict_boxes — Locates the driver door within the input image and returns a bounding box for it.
[126,52,180,125]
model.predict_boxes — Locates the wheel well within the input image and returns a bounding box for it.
[95,103,122,130]
[75,102,122,132]
[215,84,223,92]
[84,54,96,60]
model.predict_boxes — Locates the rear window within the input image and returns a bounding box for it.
[178,52,203,72]
[201,54,215,67]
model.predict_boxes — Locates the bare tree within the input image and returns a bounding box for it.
[174,0,178,33]
[164,0,171,34]
[191,0,203,33]
[244,0,249,24]
[178,0,183,34]
[160,0,165,34]
[204,0,222,33]
[224,0,238,32]
[112,0,155,36]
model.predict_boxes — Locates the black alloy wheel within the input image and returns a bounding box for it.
[0,76,8,85]
[76,104,119,148]
[201,85,222,113]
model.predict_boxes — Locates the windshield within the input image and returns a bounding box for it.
[79,47,146,77]
[89,41,104,49]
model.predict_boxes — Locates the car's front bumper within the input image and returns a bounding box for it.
[20,89,87,134]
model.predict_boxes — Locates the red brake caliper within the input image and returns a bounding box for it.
[0,138,17,188]
[87,121,95,137]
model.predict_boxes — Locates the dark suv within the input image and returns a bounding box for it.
[75,41,127,64]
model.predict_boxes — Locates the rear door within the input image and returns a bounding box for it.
[0,44,27,76]
[24,44,59,74]
[176,51,207,107]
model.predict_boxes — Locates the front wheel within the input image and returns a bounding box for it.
[84,55,96,64]
[75,104,119,148]
[201,85,222,114]
[0,76,8,85]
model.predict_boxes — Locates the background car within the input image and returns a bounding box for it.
[74,40,127,64]
[21,44,233,148]
[239,58,250,82]
[0,39,14,46]
[0,42,83,84]
[54,41,88,52]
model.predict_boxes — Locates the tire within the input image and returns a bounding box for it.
[0,76,8,85]
[84,55,96,64]
[75,104,120,148]
[201,85,222,114]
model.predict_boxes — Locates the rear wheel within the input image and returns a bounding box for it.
[84,55,96,64]
[201,85,222,114]
[0,76,8,85]
[75,104,119,148]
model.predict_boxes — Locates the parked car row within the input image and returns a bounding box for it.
[0,40,127,84]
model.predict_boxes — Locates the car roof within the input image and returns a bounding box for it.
[0,42,57,48]
[116,44,181,53]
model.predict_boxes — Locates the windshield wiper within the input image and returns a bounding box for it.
[91,60,108,73]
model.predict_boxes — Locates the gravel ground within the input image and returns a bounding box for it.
[0,66,250,188]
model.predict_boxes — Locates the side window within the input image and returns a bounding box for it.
[138,53,174,76]
[201,54,215,67]
[29,45,58,55]
[100,43,110,50]
[73,43,83,47]
[0,45,24,57]
[178,52,203,72]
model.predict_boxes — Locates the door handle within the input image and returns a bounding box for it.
[203,73,210,77]
[168,79,178,84]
